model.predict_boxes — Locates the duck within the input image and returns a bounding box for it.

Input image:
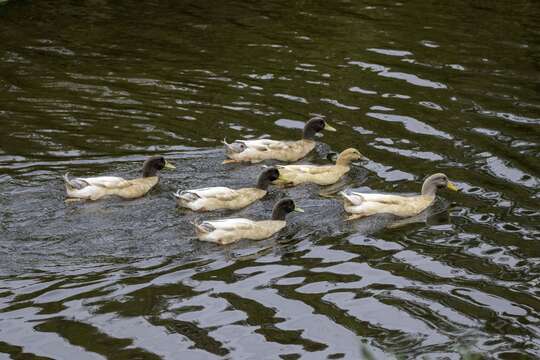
[222,118,336,163]
[63,156,176,201]
[271,148,364,187]
[173,167,280,211]
[340,173,459,220]
[194,198,303,245]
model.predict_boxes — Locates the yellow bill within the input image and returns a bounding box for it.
[324,122,337,132]
[294,207,305,213]
[164,161,176,170]
[447,181,459,191]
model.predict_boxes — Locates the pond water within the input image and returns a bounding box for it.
[1,1,539,359]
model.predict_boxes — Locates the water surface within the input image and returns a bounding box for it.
[1,0,539,359]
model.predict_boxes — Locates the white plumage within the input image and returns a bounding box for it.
[340,191,435,219]
[64,173,159,200]
[195,218,287,245]
[62,156,175,201]
[223,118,337,163]
[193,198,301,245]
[174,168,280,211]
[272,148,364,187]
[174,186,266,211]
[224,138,316,163]
[340,173,458,220]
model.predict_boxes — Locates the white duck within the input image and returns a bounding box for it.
[223,118,336,163]
[173,167,280,211]
[63,156,175,201]
[272,148,364,187]
[194,198,303,245]
[340,173,458,220]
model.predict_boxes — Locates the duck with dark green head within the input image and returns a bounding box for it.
[194,198,303,245]
[64,156,175,201]
[223,118,337,164]
[174,167,281,211]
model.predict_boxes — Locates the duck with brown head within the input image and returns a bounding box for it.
[222,118,337,164]
[63,156,175,201]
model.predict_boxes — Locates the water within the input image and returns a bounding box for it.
[1,0,539,358]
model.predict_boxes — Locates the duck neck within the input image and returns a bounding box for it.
[256,175,272,190]
[272,207,288,221]
[142,166,158,178]
[302,126,318,140]
[335,156,351,167]
[421,182,437,197]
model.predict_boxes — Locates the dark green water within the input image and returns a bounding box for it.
[1,1,539,359]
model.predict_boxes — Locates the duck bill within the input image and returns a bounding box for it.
[164,161,176,170]
[447,181,459,191]
[294,207,305,213]
[324,122,337,132]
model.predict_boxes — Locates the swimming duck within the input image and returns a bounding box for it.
[223,118,336,163]
[194,198,303,245]
[340,173,458,220]
[271,148,364,187]
[173,167,280,211]
[63,156,175,201]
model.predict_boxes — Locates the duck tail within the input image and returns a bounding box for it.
[172,190,183,200]
[339,191,363,206]
[173,190,198,202]
[222,138,234,156]
[63,173,89,190]
[222,138,234,152]
[222,138,247,155]
[63,172,77,190]
[191,220,214,235]
[63,172,73,189]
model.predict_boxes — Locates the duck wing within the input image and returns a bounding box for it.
[181,187,240,202]
[243,139,302,152]
[63,174,129,190]
[83,176,131,189]
[342,191,432,218]
[206,218,256,231]
[278,164,333,175]
[350,192,408,205]
[245,139,279,151]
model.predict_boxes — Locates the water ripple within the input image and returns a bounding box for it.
[0,0,539,359]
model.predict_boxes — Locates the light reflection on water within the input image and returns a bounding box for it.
[1,0,539,359]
